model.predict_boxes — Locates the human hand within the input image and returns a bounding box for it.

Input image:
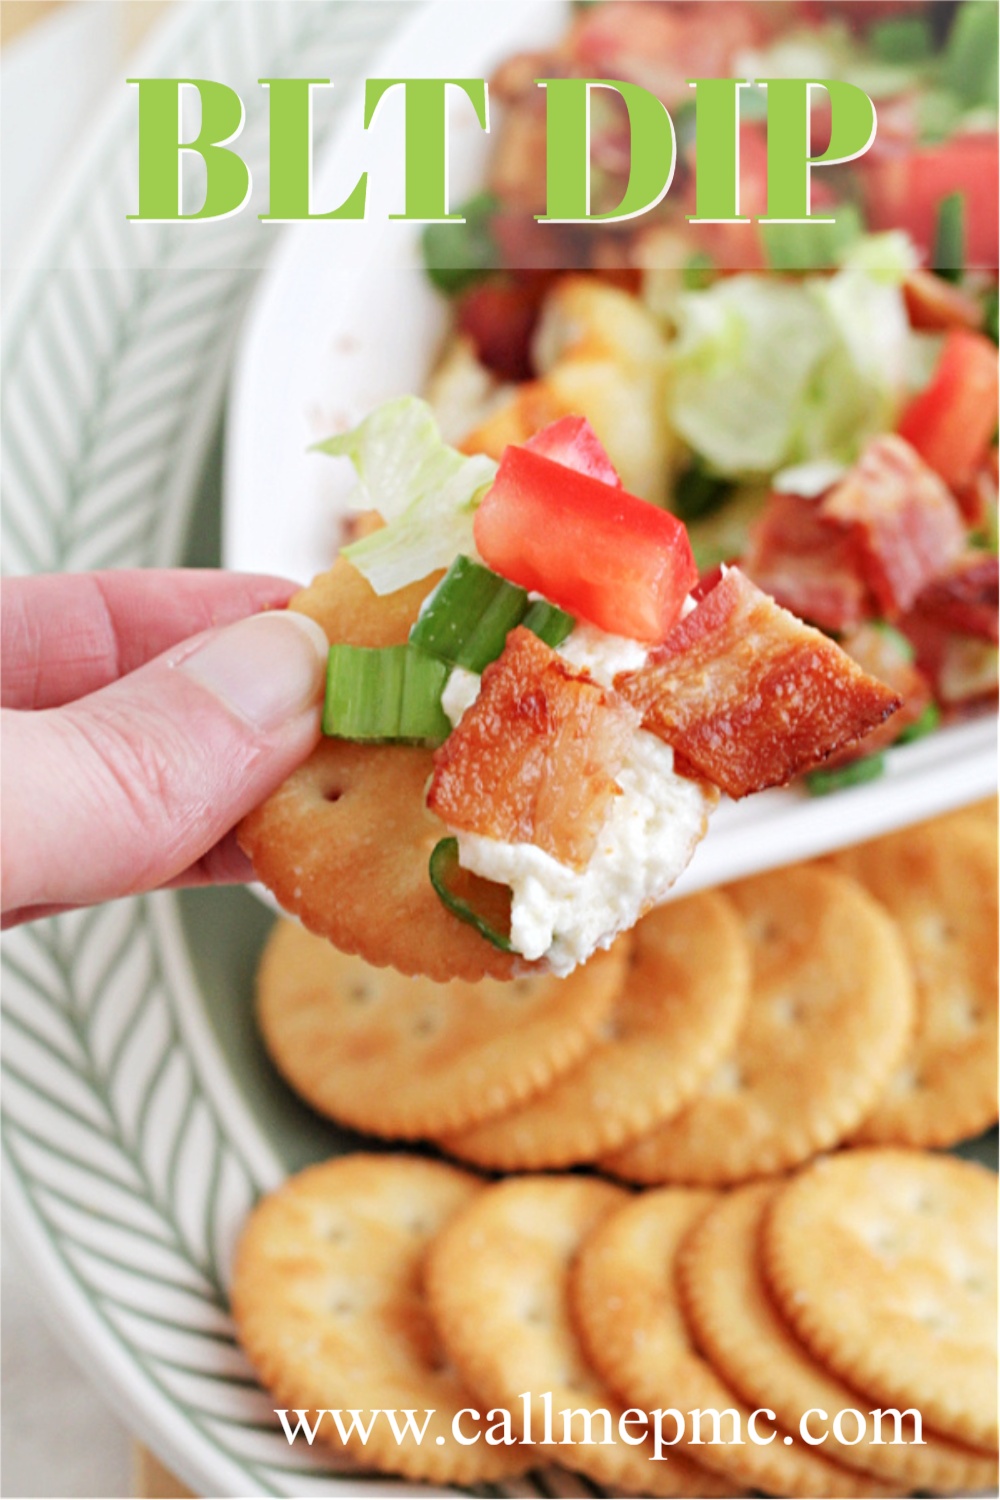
[1,570,329,927]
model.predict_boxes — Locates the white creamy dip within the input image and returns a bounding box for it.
[456,731,713,976]
[437,607,711,974]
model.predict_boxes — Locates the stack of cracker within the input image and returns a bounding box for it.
[255,802,998,1174]
[232,1148,999,1495]
[231,799,998,1495]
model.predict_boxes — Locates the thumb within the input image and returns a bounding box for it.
[2,609,329,915]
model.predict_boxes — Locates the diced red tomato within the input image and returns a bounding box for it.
[897,331,1000,493]
[862,134,999,268]
[524,416,622,488]
[455,275,548,383]
[474,445,698,642]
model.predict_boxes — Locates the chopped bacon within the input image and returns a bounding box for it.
[820,436,966,618]
[428,627,638,870]
[903,271,985,334]
[742,492,872,633]
[908,554,999,645]
[614,569,900,799]
[824,624,933,765]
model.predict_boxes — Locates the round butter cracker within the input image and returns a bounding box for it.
[238,558,522,981]
[425,1175,732,1497]
[438,891,750,1169]
[828,819,998,1148]
[257,918,623,1139]
[678,1178,998,1494]
[231,1153,530,1485]
[762,1147,999,1455]
[604,866,915,1185]
[570,1185,896,1498]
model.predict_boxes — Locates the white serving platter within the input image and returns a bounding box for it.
[225,0,996,891]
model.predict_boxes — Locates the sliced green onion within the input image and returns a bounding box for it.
[323,644,450,744]
[984,286,999,346]
[896,702,941,745]
[761,206,863,273]
[411,556,528,671]
[521,599,576,650]
[682,252,715,291]
[411,556,576,671]
[944,0,1000,109]
[933,193,966,283]
[870,16,934,63]
[672,459,734,522]
[429,838,514,951]
[422,193,500,296]
[805,754,886,797]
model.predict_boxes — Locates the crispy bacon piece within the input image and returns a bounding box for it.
[742,491,871,633]
[820,436,966,618]
[428,627,638,870]
[615,569,900,799]
[903,271,984,333]
[825,624,933,765]
[909,554,999,645]
[900,554,1000,706]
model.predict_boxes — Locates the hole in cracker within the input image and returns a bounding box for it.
[348,981,374,1004]
[412,1012,441,1039]
[329,1296,356,1317]
[510,979,535,999]
[323,786,344,804]
[323,1222,349,1243]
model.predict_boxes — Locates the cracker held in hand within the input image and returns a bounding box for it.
[762,1147,999,1455]
[438,890,750,1169]
[570,1186,897,1498]
[424,1175,731,1497]
[678,1179,998,1494]
[603,866,914,1185]
[241,400,902,983]
[256,918,624,1139]
[230,1154,530,1486]
[239,559,519,982]
[829,817,999,1148]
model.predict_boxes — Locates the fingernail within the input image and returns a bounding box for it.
[178,610,328,731]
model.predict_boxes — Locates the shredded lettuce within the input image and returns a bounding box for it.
[665,251,918,478]
[314,397,497,594]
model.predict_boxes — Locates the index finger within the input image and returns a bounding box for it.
[1,569,302,709]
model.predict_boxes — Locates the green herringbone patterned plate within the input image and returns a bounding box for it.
[1,5,580,1495]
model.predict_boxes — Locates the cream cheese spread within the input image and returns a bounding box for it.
[456,730,713,976]
[437,609,712,974]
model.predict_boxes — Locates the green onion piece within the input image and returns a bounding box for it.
[673,460,734,522]
[933,193,966,283]
[983,286,999,346]
[429,838,514,951]
[870,16,934,63]
[761,206,863,272]
[896,702,942,745]
[521,599,576,650]
[323,644,450,745]
[805,754,887,797]
[944,0,1000,109]
[682,252,715,290]
[411,556,529,672]
[422,193,500,296]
